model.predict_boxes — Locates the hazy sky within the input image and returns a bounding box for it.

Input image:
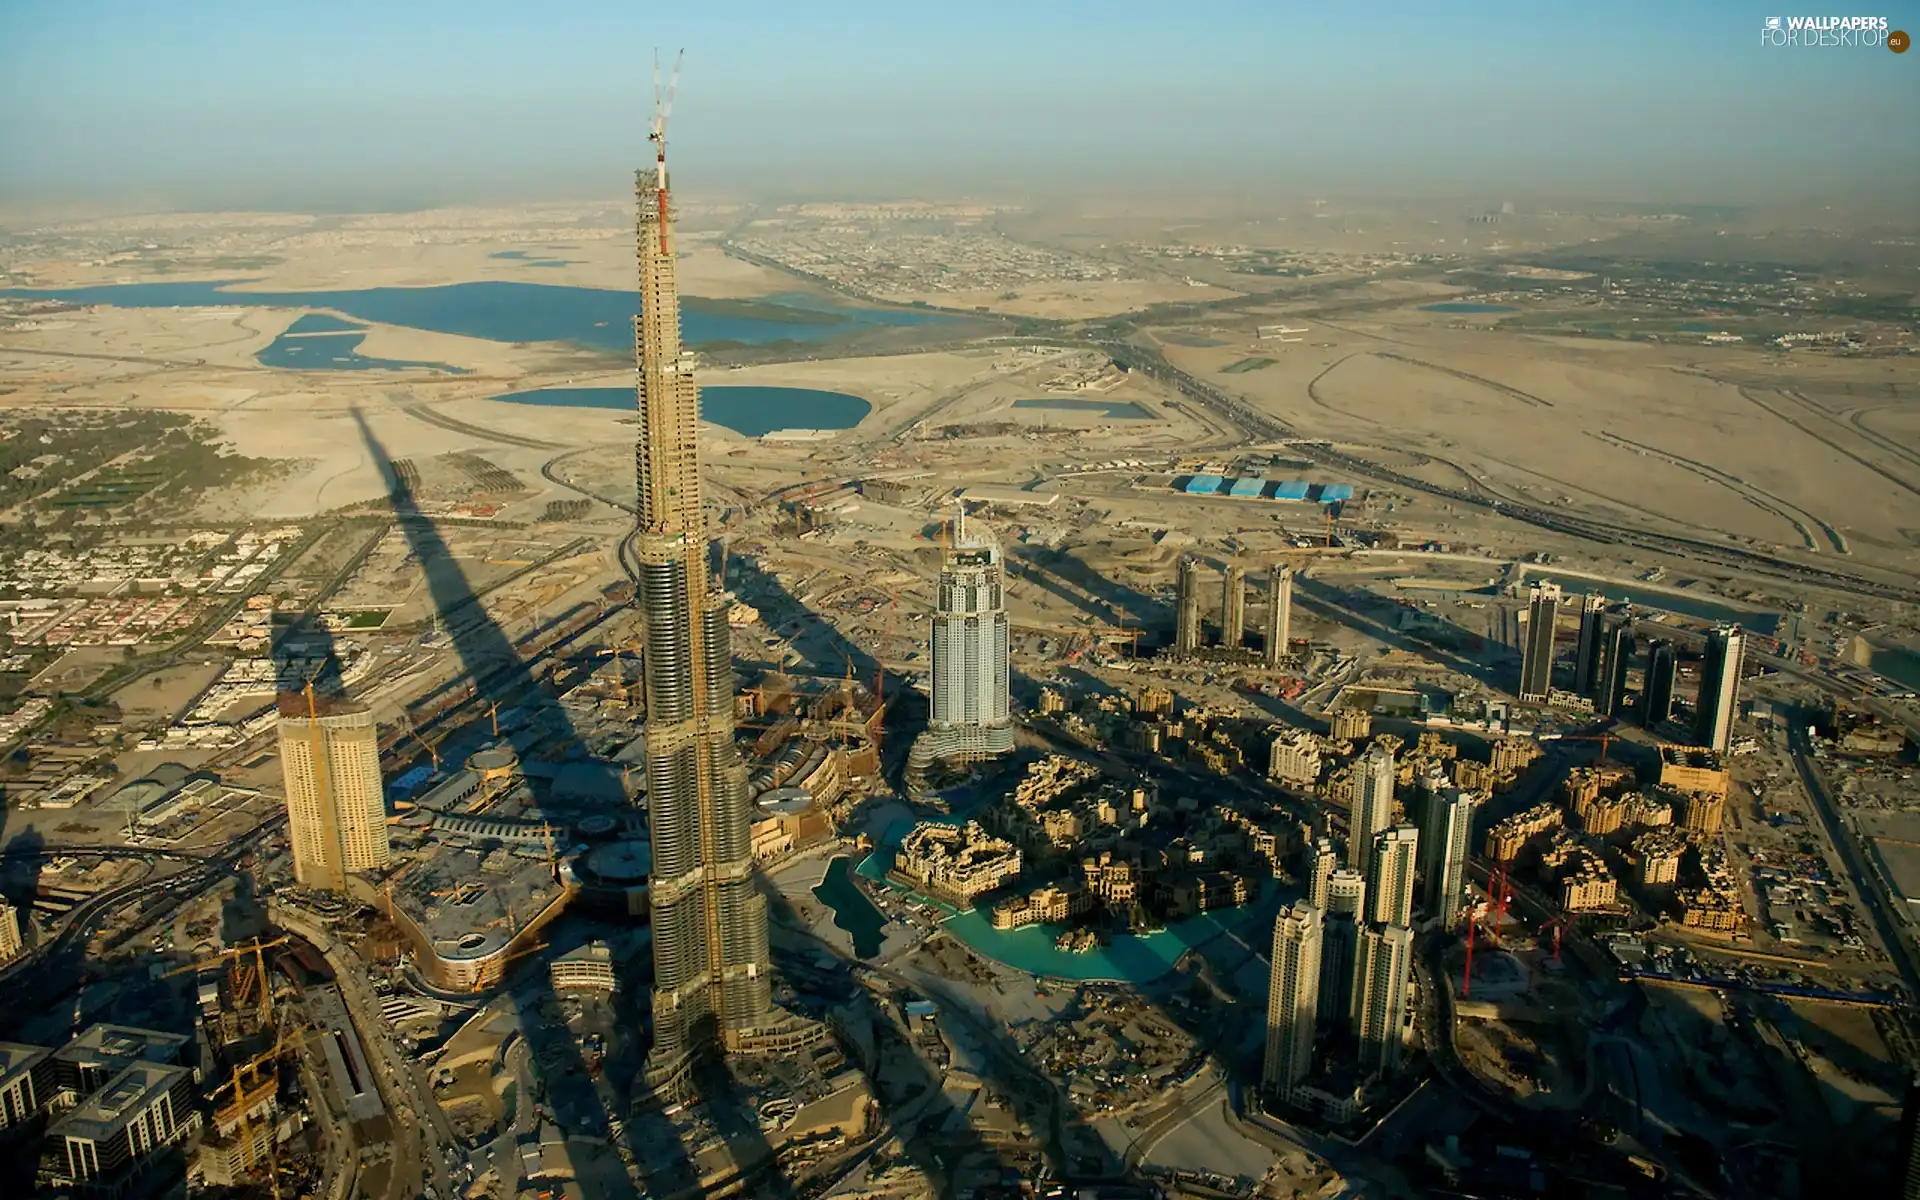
[3,0,1916,211]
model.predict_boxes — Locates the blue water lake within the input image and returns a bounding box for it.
[1,280,945,354]
[493,385,871,438]
[1421,302,1516,313]
[1013,398,1154,420]
[257,312,464,373]
[843,815,1281,983]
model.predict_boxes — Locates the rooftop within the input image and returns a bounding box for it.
[51,1061,190,1142]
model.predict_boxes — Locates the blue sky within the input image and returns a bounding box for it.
[2,0,1915,208]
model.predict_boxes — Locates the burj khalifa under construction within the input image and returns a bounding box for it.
[633,54,775,1094]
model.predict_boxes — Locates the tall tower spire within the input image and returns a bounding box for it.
[633,56,774,1094]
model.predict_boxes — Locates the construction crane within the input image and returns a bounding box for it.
[165,936,290,1032]
[648,48,684,256]
[402,712,442,773]
[1461,862,1512,999]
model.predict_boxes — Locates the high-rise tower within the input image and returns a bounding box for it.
[1265,565,1293,666]
[1574,593,1607,698]
[1220,564,1246,650]
[1518,581,1561,702]
[1349,741,1396,871]
[634,70,775,1088]
[1175,557,1202,654]
[1367,825,1420,928]
[1263,902,1322,1101]
[278,693,389,893]
[1422,788,1479,928]
[1694,625,1745,753]
[1596,622,1635,719]
[1352,922,1414,1074]
[925,509,1014,761]
[1642,639,1677,728]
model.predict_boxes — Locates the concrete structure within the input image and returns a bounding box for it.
[1220,564,1246,650]
[989,882,1089,930]
[1329,708,1372,741]
[1596,622,1635,718]
[1368,825,1420,928]
[1265,564,1293,665]
[277,694,389,892]
[1263,902,1322,1101]
[46,1061,197,1194]
[1423,788,1479,928]
[1268,729,1325,787]
[1305,837,1338,910]
[893,820,1021,903]
[1629,830,1687,887]
[1519,582,1561,702]
[0,898,21,966]
[1485,802,1563,862]
[383,845,573,994]
[1659,746,1731,801]
[634,129,775,1089]
[918,509,1014,766]
[1349,742,1396,872]
[550,942,616,994]
[1574,593,1607,699]
[1175,556,1202,654]
[1320,869,1366,1025]
[1559,854,1618,911]
[1693,625,1745,754]
[1352,923,1414,1075]
[1681,791,1727,837]
[1642,640,1677,728]
[0,1042,53,1129]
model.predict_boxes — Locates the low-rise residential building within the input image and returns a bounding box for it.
[1484,802,1563,862]
[989,883,1091,930]
[893,821,1023,903]
[1659,745,1730,801]
[1628,830,1689,887]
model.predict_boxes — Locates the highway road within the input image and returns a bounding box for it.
[1786,722,1920,1001]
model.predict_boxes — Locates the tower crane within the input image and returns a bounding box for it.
[648,49,684,255]
[165,936,290,1032]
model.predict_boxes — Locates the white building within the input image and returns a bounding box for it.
[912,511,1014,773]
[1263,902,1322,1100]
[1367,826,1420,928]
[1352,923,1415,1075]
[1349,742,1396,871]
[1423,788,1481,928]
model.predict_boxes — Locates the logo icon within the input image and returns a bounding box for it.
[1765,16,1782,30]
[1891,29,1910,51]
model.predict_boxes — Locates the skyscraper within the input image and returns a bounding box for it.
[1320,870,1366,1025]
[1349,741,1396,871]
[1518,581,1561,702]
[1263,903,1322,1100]
[1423,788,1480,928]
[1305,836,1338,910]
[922,510,1015,765]
[1175,556,1202,654]
[1574,593,1607,698]
[1368,826,1420,928]
[278,694,389,893]
[1265,564,1293,666]
[1596,622,1635,719]
[1643,639,1677,728]
[634,114,774,1088]
[1220,564,1246,650]
[1694,625,1745,753]
[1351,922,1414,1075]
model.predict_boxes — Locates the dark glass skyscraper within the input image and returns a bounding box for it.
[1596,622,1635,719]
[1642,639,1677,728]
[634,125,773,1092]
[1518,581,1561,702]
[1574,593,1607,698]
[1694,625,1746,753]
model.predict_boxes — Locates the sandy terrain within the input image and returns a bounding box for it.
[934,279,1243,320]
[1156,317,1920,574]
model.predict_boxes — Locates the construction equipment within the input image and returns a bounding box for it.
[165,936,290,1033]
[648,48,684,255]
[1461,863,1512,999]
[402,712,442,773]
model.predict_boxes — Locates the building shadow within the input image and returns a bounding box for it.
[350,408,682,1199]
[1293,574,1507,692]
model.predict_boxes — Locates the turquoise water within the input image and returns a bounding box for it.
[257,312,462,373]
[857,821,1282,984]
[1013,398,1153,420]
[493,385,871,437]
[1421,302,1516,313]
[1,280,943,353]
[813,857,887,959]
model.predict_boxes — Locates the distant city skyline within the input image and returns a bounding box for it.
[3,0,1917,210]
